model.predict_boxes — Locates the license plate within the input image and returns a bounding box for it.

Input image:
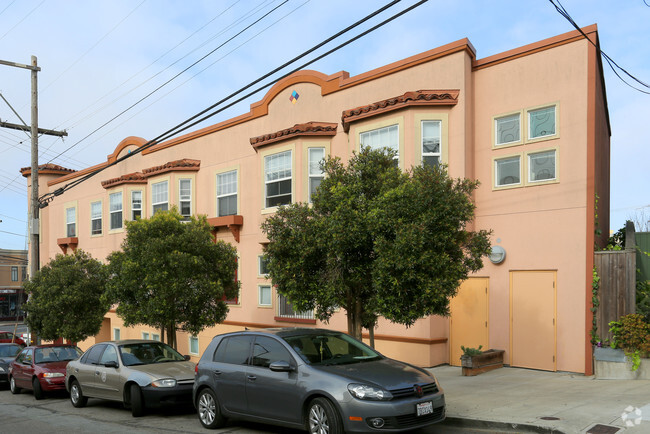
[416,401,433,416]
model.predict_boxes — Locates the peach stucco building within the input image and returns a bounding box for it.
[22,25,609,374]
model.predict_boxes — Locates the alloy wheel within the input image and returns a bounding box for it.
[198,392,216,426]
[309,403,329,434]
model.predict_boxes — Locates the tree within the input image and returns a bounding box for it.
[106,208,239,349]
[261,147,491,341]
[24,250,109,343]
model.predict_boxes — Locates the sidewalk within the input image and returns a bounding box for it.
[428,365,650,433]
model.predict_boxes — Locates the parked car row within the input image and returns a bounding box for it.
[1,328,446,433]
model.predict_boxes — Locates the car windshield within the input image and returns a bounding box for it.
[119,342,186,366]
[0,344,21,357]
[35,346,83,363]
[283,333,382,366]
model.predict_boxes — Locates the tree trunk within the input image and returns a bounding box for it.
[347,299,363,341]
[369,325,375,349]
[166,323,176,350]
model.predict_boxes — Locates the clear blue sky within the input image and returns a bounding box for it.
[1,0,648,250]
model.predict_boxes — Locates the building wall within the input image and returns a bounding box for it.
[28,27,609,372]
[0,249,28,320]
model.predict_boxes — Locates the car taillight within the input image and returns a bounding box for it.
[195,364,198,374]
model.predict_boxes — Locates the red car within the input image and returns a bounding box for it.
[9,344,82,399]
[0,331,26,346]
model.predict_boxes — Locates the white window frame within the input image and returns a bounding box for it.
[421,120,442,167]
[264,150,292,208]
[109,192,123,230]
[258,255,269,276]
[494,155,522,188]
[258,285,272,307]
[152,181,169,214]
[179,178,192,219]
[217,170,238,216]
[494,112,522,147]
[359,124,399,163]
[527,105,557,141]
[308,147,325,203]
[142,332,150,340]
[131,190,142,220]
[189,336,199,355]
[113,328,121,340]
[152,333,160,341]
[66,207,76,237]
[11,266,18,281]
[91,201,102,235]
[527,149,557,184]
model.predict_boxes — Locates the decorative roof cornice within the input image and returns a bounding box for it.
[101,172,147,189]
[250,122,338,149]
[20,163,76,178]
[142,159,201,177]
[341,89,459,131]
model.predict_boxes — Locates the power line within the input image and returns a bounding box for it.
[41,0,424,204]
[0,0,44,42]
[45,0,290,165]
[0,212,26,223]
[0,229,27,238]
[548,0,650,95]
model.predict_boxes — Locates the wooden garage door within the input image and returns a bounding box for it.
[510,271,556,371]
[449,278,489,366]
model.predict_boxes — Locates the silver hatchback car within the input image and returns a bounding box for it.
[66,340,195,417]
[193,328,445,433]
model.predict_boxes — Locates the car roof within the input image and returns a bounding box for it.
[0,342,21,346]
[213,327,344,340]
[25,344,78,349]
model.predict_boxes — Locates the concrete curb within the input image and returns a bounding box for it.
[443,416,566,433]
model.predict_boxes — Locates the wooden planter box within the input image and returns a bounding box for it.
[461,349,505,376]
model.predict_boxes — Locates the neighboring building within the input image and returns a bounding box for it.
[0,248,28,321]
[21,25,610,374]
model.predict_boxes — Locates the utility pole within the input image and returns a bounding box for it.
[0,56,67,342]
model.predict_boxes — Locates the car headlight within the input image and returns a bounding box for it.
[348,383,393,401]
[0,367,5,373]
[41,372,64,378]
[151,378,177,388]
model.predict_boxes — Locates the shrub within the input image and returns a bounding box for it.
[460,345,483,357]
[609,314,650,371]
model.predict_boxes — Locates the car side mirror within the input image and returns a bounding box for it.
[269,360,294,372]
[184,355,191,361]
[104,360,119,369]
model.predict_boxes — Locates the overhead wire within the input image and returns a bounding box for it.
[0,0,44,42]
[43,0,426,202]
[548,0,650,95]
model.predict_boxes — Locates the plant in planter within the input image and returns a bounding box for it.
[459,345,505,376]
[608,314,650,371]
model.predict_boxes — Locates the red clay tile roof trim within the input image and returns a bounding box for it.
[341,90,459,131]
[20,163,76,177]
[250,122,338,149]
[101,172,147,189]
[141,158,201,177]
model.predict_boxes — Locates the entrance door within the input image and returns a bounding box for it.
[449,278,489,366]
[510,271,556,371]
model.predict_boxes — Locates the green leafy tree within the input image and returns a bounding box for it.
[106,208,239,349]
[261,147,491,340]
[24,250,109,343]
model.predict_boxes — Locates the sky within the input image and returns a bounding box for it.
[0,0,648,251]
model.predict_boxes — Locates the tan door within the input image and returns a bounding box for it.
[510,271,556,371]
[449,278,489,366]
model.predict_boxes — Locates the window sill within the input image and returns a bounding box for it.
[57,237,78,254]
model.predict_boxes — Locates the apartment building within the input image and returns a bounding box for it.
[22,25,610,374]
[0,248,28,321]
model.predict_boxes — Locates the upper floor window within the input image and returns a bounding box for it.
[189,336,199,355]
[495,156,521,187]
[265,150,292,208]
[528,150,556,183]
[528,106,556,140]
[179,179,192,219]
[91,201,102,235]
[109,192,123,230]
[217,170,237,216]
[308,148,325,202]
[258,255,269,276]
[131,191,142,220]
[11,266,18,281]
[495,113,521,146]
[65,207,76,237]
[21,267,26,280]
[359,124,399,163]
[152,181,169,214]
[421,121,441,167]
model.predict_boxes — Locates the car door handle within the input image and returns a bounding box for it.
[247,375,256,381]
[213,370,222,375]
[95,371,100,376]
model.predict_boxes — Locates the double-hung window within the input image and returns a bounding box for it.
[179,179,192,219]
[264,150,292,208]
[421,120,441,167]
[259,285,272,307]
[359,124,399,163]
[258,255,269,276]
[66,207,76,237]
[131,191,142,220]
[91,201,102,235]
[217,170,237,216]
[189,336,199,355]
[11,266,18,281]
[308,148,325,202]
[109,192,123,230]
[152,181,169,214]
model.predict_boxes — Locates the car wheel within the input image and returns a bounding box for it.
[308,397,343,434]
[130,384,145,417]
[197,388,226,429]
[9,376,21,395]
[32,377,43,400]
[70,379,87,408]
